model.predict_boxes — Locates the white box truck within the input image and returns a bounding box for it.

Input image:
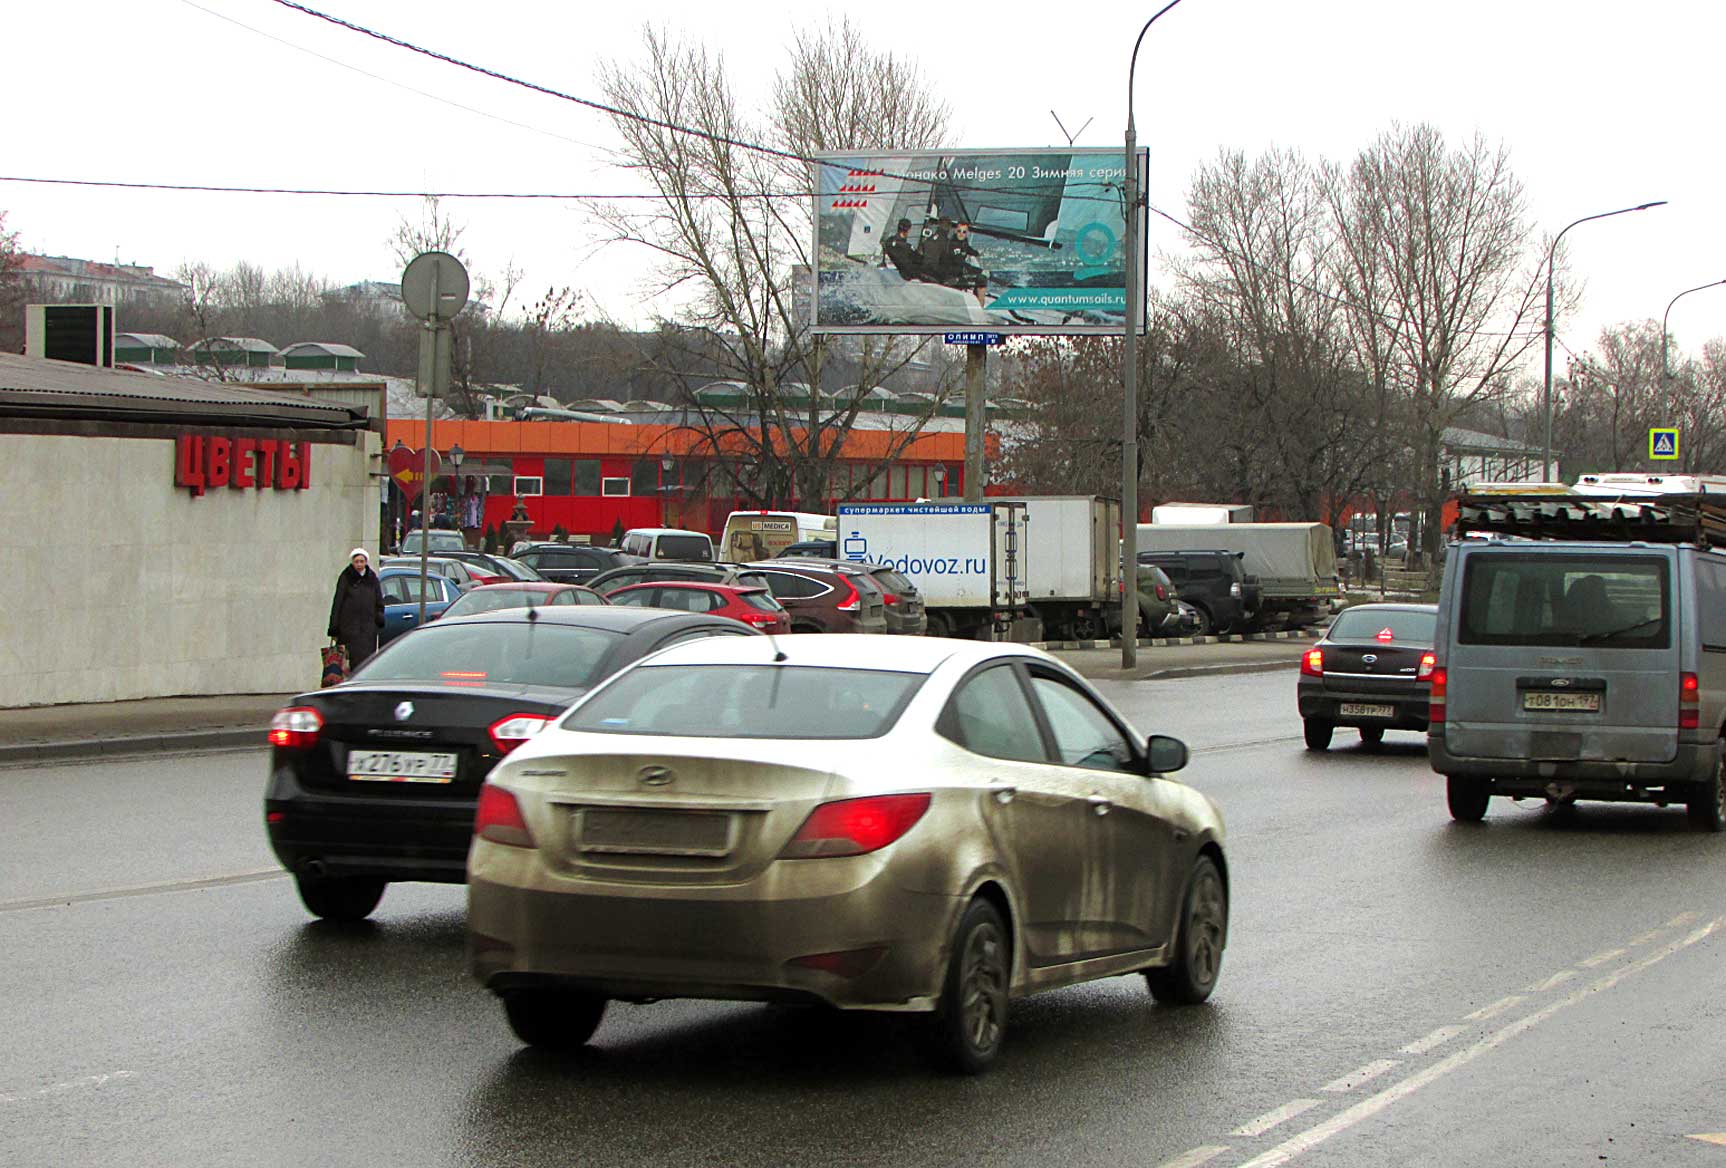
[1135,521,1340,629]
[837,502,1033,639]
[982,495,1123,641]
[1150,502,1255,524]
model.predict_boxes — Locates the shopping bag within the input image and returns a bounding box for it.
[320,643,350,688]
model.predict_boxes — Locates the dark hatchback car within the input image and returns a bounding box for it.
[1297,602,1438,750]
[513,543,629,585]
[264,608,761,921]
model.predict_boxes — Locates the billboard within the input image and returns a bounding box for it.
[811,148,1149,336]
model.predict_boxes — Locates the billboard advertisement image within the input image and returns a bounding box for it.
[812,148,1149,336]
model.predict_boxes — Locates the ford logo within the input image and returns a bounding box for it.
[1551,678,1572,688]
[638,766,675,787]
[394,701,415,721]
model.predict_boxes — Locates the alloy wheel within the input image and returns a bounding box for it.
[959,921,1007,1054]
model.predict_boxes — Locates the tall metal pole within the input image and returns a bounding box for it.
[1540,200,1666,481]
[963,343,987,502]
[1662,278,1726,380]
[418,262,440,625]
[1120,0,1185,669]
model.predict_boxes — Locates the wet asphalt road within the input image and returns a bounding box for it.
[3,671,1726,1168]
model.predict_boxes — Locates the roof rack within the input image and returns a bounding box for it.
[1452,485,1726,548]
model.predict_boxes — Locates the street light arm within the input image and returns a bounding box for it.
[1127,0,1188,128]
[1661,277,1726,379]
[1547,201,1669,289]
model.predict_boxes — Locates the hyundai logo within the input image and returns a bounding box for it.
[638,766,675,787]
[394,701,415,721]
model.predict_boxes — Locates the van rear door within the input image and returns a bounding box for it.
[1445,547,1678,763]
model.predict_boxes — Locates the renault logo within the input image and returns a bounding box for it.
[394,701,415,721]
[638,766,675,787]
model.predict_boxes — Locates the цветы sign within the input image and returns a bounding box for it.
[175,435,311,497]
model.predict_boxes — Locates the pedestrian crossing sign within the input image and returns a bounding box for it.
[1650,428,1680,460]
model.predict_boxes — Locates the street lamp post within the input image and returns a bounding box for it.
[1541,200,1666,481]
[1121,0,1187,669]
[1662,279,1726,380]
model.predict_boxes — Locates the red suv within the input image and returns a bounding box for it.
[604,582,791,634]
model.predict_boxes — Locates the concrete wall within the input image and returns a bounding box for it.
[0,432,379,707]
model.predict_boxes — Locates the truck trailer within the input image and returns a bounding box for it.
[837,502,1034,639]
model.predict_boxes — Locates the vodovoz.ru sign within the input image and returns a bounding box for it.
[174,435,312,497]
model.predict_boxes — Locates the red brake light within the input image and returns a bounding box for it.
[268,706,323,749]
[834,575,861,612]
[488,713,555,754]
[1377,627,1394,643]
[881,592,899,606]
[1680,671,1700,730]
[1417,652,1437,680]
[1301,647,1324,677]
[781,793,931,858]
[1428,666,1448,724]
[474,783,535,848]
[1156,584,1168,600]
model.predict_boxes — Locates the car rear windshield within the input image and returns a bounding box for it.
[1329,608,1436,643]
[1457,553,1670,648]
[566,665,923,739]
[739,590,783,612]
[654,535,713,561]
[401,532,464,552]
[443,589,549,616]
[871,568,915,595]
[355,623,622,689]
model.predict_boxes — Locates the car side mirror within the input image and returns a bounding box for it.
[1146,734,1188,775]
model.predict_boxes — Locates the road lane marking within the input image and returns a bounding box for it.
[1464,995,1524,1022]
[0,1071,134,1105]
[1156,1146,1231,1168]
[1399,1026,1463,1055]
[0,869,287,913]
[1578,947,1627,968]
[1232,1100,1320,1138]
[1319,1060,1400,1093]
[1236,919,1719,1168]
[1524,969,1577,993]
[1688,1134,1726,1146]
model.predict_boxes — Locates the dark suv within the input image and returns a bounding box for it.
[513,544,629,585]
[1137,550,1260,634]
[760,557,926,635]
[741,562,890,634]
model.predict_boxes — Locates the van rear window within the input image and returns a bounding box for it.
[654,535,714,561]
[1457,554,1669,648]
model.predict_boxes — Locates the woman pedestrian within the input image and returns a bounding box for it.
[327,547,385,670]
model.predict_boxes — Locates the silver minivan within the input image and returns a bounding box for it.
[1428,538,1726,829]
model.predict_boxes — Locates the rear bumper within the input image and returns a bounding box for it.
[1298,677,1429,730]
[1427,732,1715,796]
[265,764,475,883]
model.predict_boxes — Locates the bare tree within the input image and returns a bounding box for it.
[388,196,468,268]
[0,211,24,353]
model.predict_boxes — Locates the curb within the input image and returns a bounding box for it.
[1145,659,1301,681]
[0,727,263,766]
[1033,627,1320,652]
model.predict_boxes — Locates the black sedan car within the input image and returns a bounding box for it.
[265,607,760,921]
[1297,602,1438,751]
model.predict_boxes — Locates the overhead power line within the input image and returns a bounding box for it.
[0,175,802,200]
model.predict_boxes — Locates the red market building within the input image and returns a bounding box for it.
[385,417,972,543]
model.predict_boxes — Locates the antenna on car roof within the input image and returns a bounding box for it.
[766,629,789,663]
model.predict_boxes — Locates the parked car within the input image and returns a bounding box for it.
[758,557,926,635]
[1135,563,1177,636]
[618,527,715,563]
[441,582,607,619]
[1298,602,1438,751]
[777,539,838,559]
[377,567,463,645]
[380,555,486,592]
[399,529,467,555]
[740,561,890,634]
[512,543,629,585]
[436,549,535,585]
[587,561,771,596]
[606,581,792,634]
[467,634,1225,1072]
[1161,599,1204,638]
[1137,550,1260,634]
[264,608,764,921]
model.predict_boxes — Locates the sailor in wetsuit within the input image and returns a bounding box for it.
[931,221,988,307]
[882,218,924,281]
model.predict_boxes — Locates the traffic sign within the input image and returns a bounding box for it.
[944,332,1003,346]
[401,251,470,323]
[387,444,441,501]
[1650,428,1680,460]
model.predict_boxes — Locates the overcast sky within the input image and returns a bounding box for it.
[8,0,1725,375]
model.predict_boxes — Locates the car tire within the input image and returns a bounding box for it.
[1145,854,1227,1005]
[1687,747,1726,833]
[1070,611,1101,642]
[1189,605,1214,636]
[926,611,955,639]
[1359,726,1385,748]
[920,899,1009,1074]
[1447,776,1490,822]
[502,989,609,1051]
[1303,718,1333,751]
[294,873,385,922]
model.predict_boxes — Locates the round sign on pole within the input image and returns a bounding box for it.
[400,251,471,323]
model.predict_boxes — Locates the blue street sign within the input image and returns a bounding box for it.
[1650,428,1679,460]
[944,332,1004,346]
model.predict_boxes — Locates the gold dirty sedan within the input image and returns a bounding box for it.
[467,634,1228,1072]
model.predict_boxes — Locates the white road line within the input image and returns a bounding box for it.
[1464,995,1524,1022]
[1319,1059,1400,1093]
[0,869,287,913]
[1524,969,1577,993]
[1578,947,1626,968]
[1399,1025,1463,1055]
[1155,1145,1231,1168]
[1236,920,1719,1168]
[0,1071,134,1105]
[1232,1100,1321,1138]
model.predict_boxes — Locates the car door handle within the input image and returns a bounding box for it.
[991,784,1016,805]
[1172,827,1190,842]
[1086,795,1112,816]
[403,614,417,622]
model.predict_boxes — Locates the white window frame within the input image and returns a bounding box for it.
[602,477,631,497]
[513,475,544,496]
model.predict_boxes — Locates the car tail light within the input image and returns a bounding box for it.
[1156,583,1168,601]
[1680,671,1700,730]
[1428,666,1448,724]
[488,713,555,754]
[1417,652,1437,680]
[268,706,323,749]
[474,783,535,848]
[881,592,899,606]
[780,793,932,858]
[787,947,887,978]
[1300,648,1324,677]
[1230,580,1243,599]
[835,575,861,613]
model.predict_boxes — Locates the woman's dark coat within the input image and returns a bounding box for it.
[328,565,385,666]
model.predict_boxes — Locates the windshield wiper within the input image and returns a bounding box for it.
[1579,615,1661,644]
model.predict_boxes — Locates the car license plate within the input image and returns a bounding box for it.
[347,749,458,783]
[579,807,733,857]
[1523,691,1601,713]
[1339,702,1395,718]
